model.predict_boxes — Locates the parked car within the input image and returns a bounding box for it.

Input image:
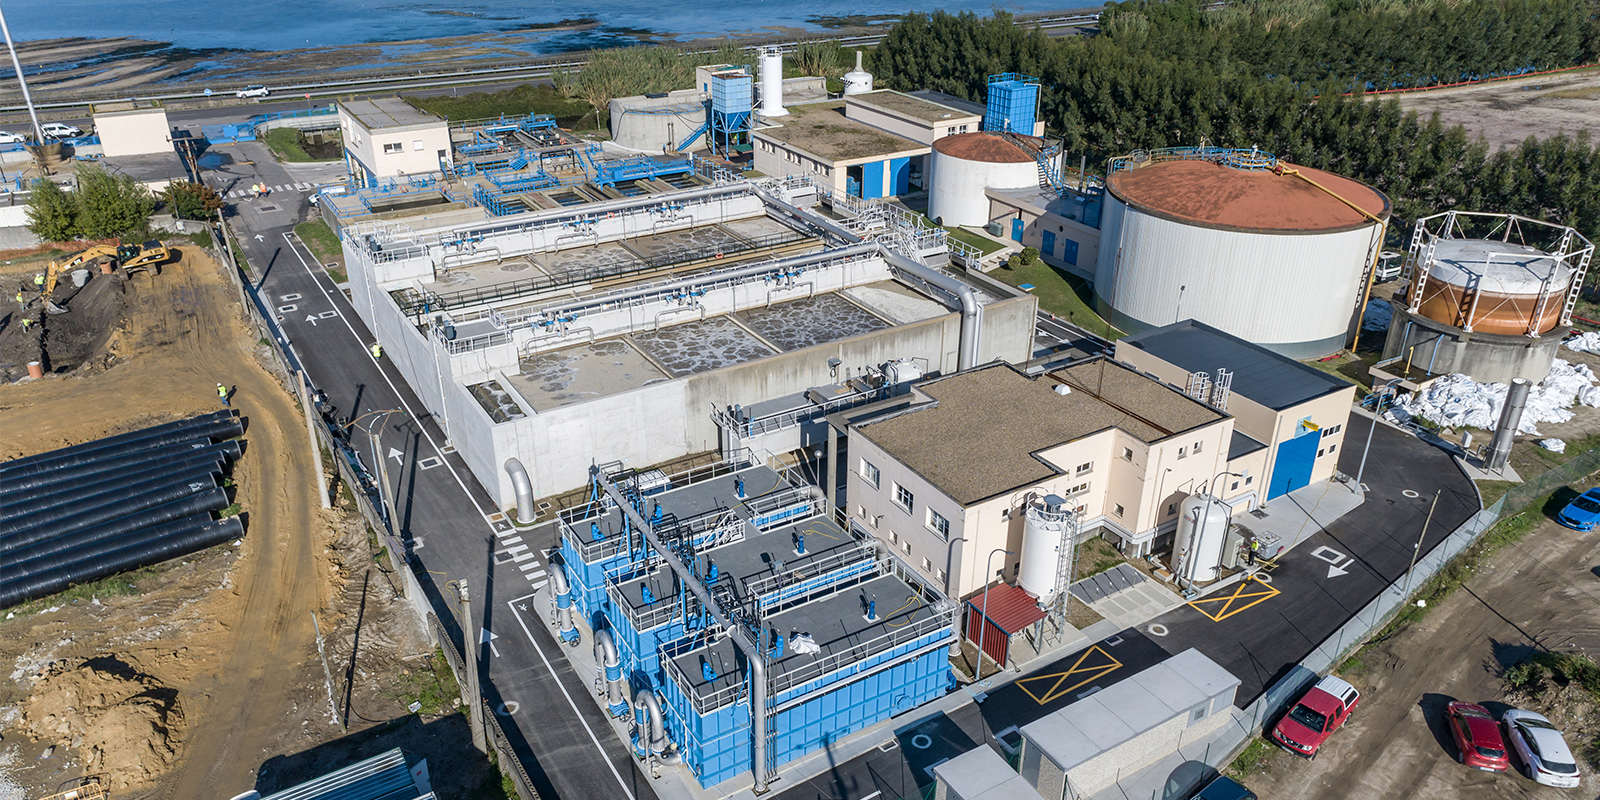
[1445,702,1509,772]
[236,85,270,98]
[0,131,24,144]
[1269,675,1361,758]
[1555,487,1600,531]
[1502,709,1581,787]
[40,122,83,139]
[1190,775,1256,800]
[307,185,348,206]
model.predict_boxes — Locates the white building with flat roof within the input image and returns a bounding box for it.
[339,98,451,186]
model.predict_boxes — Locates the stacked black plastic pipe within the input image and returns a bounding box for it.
[0,411,246,607]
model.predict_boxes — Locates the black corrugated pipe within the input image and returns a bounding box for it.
[0,489,229,556]
[0,440,241,495]
[0,481,222,547]
[0,410,237,474]
[0,417,242,480]
[0,452,229,508]
[0,463,224,521]
[6,512,224,574]
[0,516,244,608]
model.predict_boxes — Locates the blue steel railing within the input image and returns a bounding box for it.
[1108,145,1279,173]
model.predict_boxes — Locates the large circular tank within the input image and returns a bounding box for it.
[1018,494,1072,600]
[927,132,1054,227]
[1174,494,1231,585]
[842,50,874,96]
[1094,158,1390,359]
[1413,239,1573,335]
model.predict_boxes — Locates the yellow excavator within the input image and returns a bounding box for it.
[44,240,170,295]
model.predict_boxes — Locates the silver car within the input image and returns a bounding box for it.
[1502,709,1581,788]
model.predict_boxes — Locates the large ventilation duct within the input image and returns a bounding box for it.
[0,440,240,494]
[505,458,535,526]
[1,517,244,608]
[1,486,227,554]
[758,46,787,117]
[0,410,236,474]
[1487,378,1532,471]
[593,628,629,717]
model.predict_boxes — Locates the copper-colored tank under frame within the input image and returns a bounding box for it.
[1415,283,1566,335]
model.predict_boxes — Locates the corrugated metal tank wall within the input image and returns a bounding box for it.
[1093,196,1379,358]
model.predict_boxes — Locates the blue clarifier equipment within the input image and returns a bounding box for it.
[984,73,1040,135]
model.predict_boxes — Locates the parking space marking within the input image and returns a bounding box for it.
[1016,645,1122,706]
[1188,577,1281,622]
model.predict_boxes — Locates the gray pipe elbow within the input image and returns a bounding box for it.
[504,458,535,525]
[634,688,668,754]
[594,627,621,669]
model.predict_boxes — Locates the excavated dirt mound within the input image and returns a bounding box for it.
[20,655,186,791]
[0,269,131,382]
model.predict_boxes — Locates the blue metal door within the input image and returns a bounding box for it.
[1011,218,1024,242]
[1269,431,1319,499]
[1040,230,1056,259]
[1062,237,1080,265]
[889,157,911,195]
[862,160,885,199]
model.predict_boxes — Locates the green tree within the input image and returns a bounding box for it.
[24,178,77,242]
[74,164,155,239]
[164,181,224,221]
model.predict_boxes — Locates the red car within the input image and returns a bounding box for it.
[1270,675,1361,758]
[1445,702,1509,772]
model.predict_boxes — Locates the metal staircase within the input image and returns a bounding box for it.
[1000,131,1071,198]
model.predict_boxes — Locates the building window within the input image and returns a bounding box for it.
[887,530,898,545]
[382,142,403,154]
[959,124,969,133]
[1114,504,1125,517]
[1318,448,1326,457]
[1230,480,1240,491]
[1327,444,1338,455]
[1001,508,1012,521]
[1177,446,1187,459]
[413,139,425,151]
[860,460,880,489]
[1323,424,1343,437]
[1075,462,1093,476]
[936,568,947,583]
[927,509,951,539]
[1122,447,1134,461]
[921,557,933,572]
[893,483,914,513]
[901,540,912,554]
[1166,502,1176,516]
[1193,441,1203,454]
[1245,476,1254,486]
[1067,481,1089,496]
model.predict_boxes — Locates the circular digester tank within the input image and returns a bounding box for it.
[1094,151,1390,358]
[1413,239,1573,335]
[1018,494,1073,600]
[1174,494,1231,585]
[927,132,1056,228]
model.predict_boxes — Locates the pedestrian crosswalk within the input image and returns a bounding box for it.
[494,528,548,590]
[225,182,333,199]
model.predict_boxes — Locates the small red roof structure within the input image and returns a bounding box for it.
[966,582,1046,634]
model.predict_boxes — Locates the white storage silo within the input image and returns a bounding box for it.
[928,132,1052,228]
[758,46,787,118]
[1094,154,1390,359]
[1174,494,1231,585]
[1018,494,1072,600]
[842,51,873,96]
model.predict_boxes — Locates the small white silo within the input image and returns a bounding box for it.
[842,50,874,96]
[758,46,788,117]
[1018,494,1072,600]
[1174,494,1231,585]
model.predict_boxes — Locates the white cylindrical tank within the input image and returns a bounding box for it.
[1019,494,1072,600]
[1174,494,1231,585]
[928,132,1051,227]
[842,50,873,96]
[1094,157,1389,359]
[758,46,788,117]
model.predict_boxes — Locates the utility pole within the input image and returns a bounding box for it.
[0,5,45,144]
[1354,382,1394,494]
[300,371,330,509]
[1400,489,1440,599]
[458,580,489,754]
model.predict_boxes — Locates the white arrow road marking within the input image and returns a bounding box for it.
[304,314,318,326]
[254,234,265,241]
[389,447,404,462]
[481,627,500,657]
[1327,563,1348,578]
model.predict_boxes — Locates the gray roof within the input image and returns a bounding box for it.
[1228,430,1267,460]
[1119,320,1353,411]
[341,97,441,130]
[259,748,430,800]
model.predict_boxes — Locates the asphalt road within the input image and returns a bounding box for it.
[216,149,658,800]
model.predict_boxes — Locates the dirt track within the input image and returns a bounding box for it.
[1388,68,1600,151]
[0,249,327,796]
[1237,511,1600,800]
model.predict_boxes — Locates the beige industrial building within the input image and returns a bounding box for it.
[339,98,452,187]
[843,321,1354,601]
[91,104,187,193]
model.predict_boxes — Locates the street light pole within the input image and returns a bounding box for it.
[975,547,1014,681]
[1354,382,1394,493]
[346,409,402,533]
[1399,489,1441,599]
[945,535,968,657]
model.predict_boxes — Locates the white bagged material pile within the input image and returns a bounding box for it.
[1566,331,1600,354]
[1362,298,1393,333]
[1387,359,1598,435]
[790,633,821,655]
[1538,438,1566,453]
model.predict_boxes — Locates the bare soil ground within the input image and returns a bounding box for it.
[1387,68,1600,151]
[1234,509,1600,800]
[0,247,486,799]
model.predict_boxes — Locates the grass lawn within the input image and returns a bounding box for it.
[946,226,1005,256]
[988,258,1124,340]
[1072,537,1126,582]
[262,127,326,163]
[406,84,596,129]
[295,219,342,262]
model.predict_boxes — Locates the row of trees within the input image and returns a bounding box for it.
[867,3,1600,236]
[25,166,221,243]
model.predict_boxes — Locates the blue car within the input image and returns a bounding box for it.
[1556,487,1600,531]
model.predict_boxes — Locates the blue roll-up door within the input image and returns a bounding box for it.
[1269,430,1319,499]
[1041,230,1056,259]
[889,157,911,195]
[862,161,885,199]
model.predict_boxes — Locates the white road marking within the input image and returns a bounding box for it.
[1310,546,1347,564]
[508,598,636,800]
[507,545,529,555]
[512,552,535,563]
[501,536,523,545]
[481,627,500,657]
[520,563,543,573]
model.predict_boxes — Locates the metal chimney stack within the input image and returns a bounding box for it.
[1487,377,1531,470]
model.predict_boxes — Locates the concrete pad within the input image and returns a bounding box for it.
[505,337,669,411]
[844,281,950,324]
